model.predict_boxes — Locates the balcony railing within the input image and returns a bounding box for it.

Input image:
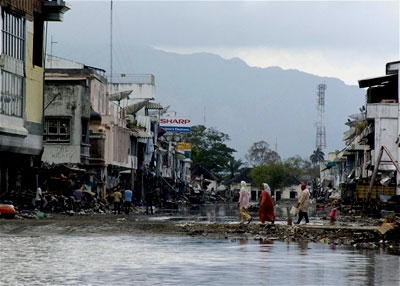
[0,93,23,117]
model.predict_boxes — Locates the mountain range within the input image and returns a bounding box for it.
[57,45,365,160]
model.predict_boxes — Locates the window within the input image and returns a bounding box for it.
[2,10,25,61]
[129,137,136,155]
[81,118,88,144]
[0,71,23,117]
[44,118,70,143]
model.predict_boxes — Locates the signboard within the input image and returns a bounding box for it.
[160,117,191,133]
[177,142,192,151]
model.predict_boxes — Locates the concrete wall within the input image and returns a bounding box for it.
[110,82,156,109]
[42,83,90,164]
[367,104,398,169]
[280,185,300,199]
[25,20,44,124]
[45,55,84,69]
[90,78,107,116]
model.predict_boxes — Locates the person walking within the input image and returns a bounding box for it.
[145,187,154,215]
[296,183,310,224]
[259,183,275,226]
[112,188,122,214]
[73,184,83,212]
[238,181,252,224]
[124,186,133,215]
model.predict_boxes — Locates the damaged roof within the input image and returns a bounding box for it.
[358,74,397,88]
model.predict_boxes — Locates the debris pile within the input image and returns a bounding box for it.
[178,218,400,254]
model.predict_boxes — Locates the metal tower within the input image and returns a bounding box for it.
[315,83,327,150]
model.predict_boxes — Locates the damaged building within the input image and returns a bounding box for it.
[0,0,68,193]
[41,57,192,203]
[322,61,400,205]
[42,57,157,196]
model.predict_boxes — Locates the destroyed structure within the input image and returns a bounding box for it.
[321,61,400,213]
[40,56,193,202]
[1,47,193,206]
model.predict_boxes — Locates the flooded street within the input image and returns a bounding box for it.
[1,234,399,286]
[153,203,318,223]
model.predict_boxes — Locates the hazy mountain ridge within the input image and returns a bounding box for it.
[60,45,364,159]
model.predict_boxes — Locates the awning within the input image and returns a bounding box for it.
[145,102,163,110]
[124,99,151,115]
[132,129,153,138]
[326,161,336,168]
[176,153,186,160]
[343,127,356,141]
[157,147,168,154]
[109,90,133,101]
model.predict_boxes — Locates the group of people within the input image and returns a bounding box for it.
[108,186,156,215]
[238,181,310,225]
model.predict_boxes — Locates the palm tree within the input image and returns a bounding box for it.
[228,157,244,179]
[310,148,325,166]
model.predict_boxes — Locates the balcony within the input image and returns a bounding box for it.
[43,0,70,21]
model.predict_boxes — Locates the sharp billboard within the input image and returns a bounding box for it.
[160,117,191,133]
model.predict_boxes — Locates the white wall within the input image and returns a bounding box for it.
[367,104,398,167]
[109,82,156,108]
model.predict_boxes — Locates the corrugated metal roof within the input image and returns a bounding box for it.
[124,100,151,115]
[146,102,163,110]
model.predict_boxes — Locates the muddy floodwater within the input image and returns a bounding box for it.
[1,234,399,286]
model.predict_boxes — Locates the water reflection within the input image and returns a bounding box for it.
[1,235,399,285]
[259,240,273,253]
[156,203,318,223]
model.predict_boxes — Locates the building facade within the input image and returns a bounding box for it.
[322,61,400,202]
[0,0,68,192]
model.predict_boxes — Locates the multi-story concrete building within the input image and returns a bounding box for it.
[0,0,68,192]
[322,61,400,202]
[42,60,106,165]
[43,56,159,194]
[358,61,400,196]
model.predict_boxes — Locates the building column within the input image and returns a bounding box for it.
[397,73,400,195]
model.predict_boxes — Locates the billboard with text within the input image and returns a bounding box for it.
[160,117,191,133]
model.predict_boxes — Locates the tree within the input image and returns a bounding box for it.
[245,140,281,166]
[310,148,325,166]
[227,157,244,179]
[249,162,286,190]
[184,125,236,176]
[283,155,312,178]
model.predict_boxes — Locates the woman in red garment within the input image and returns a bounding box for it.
[259,183,275,225]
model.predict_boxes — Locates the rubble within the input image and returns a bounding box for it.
[0,200,399,254]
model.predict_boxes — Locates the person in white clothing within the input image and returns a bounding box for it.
[238,181,252,224]
[296,183,310,224]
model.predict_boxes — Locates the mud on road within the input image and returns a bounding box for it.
[0,213,399,254]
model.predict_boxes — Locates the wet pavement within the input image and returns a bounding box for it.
[1,234,399,285]
[1,202,399,285]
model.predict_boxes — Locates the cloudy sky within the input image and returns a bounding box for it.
[50,0,398,85]
[47,1,399,159]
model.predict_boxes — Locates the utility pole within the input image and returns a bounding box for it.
[50,35,57,68]
[109,0,113,87]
